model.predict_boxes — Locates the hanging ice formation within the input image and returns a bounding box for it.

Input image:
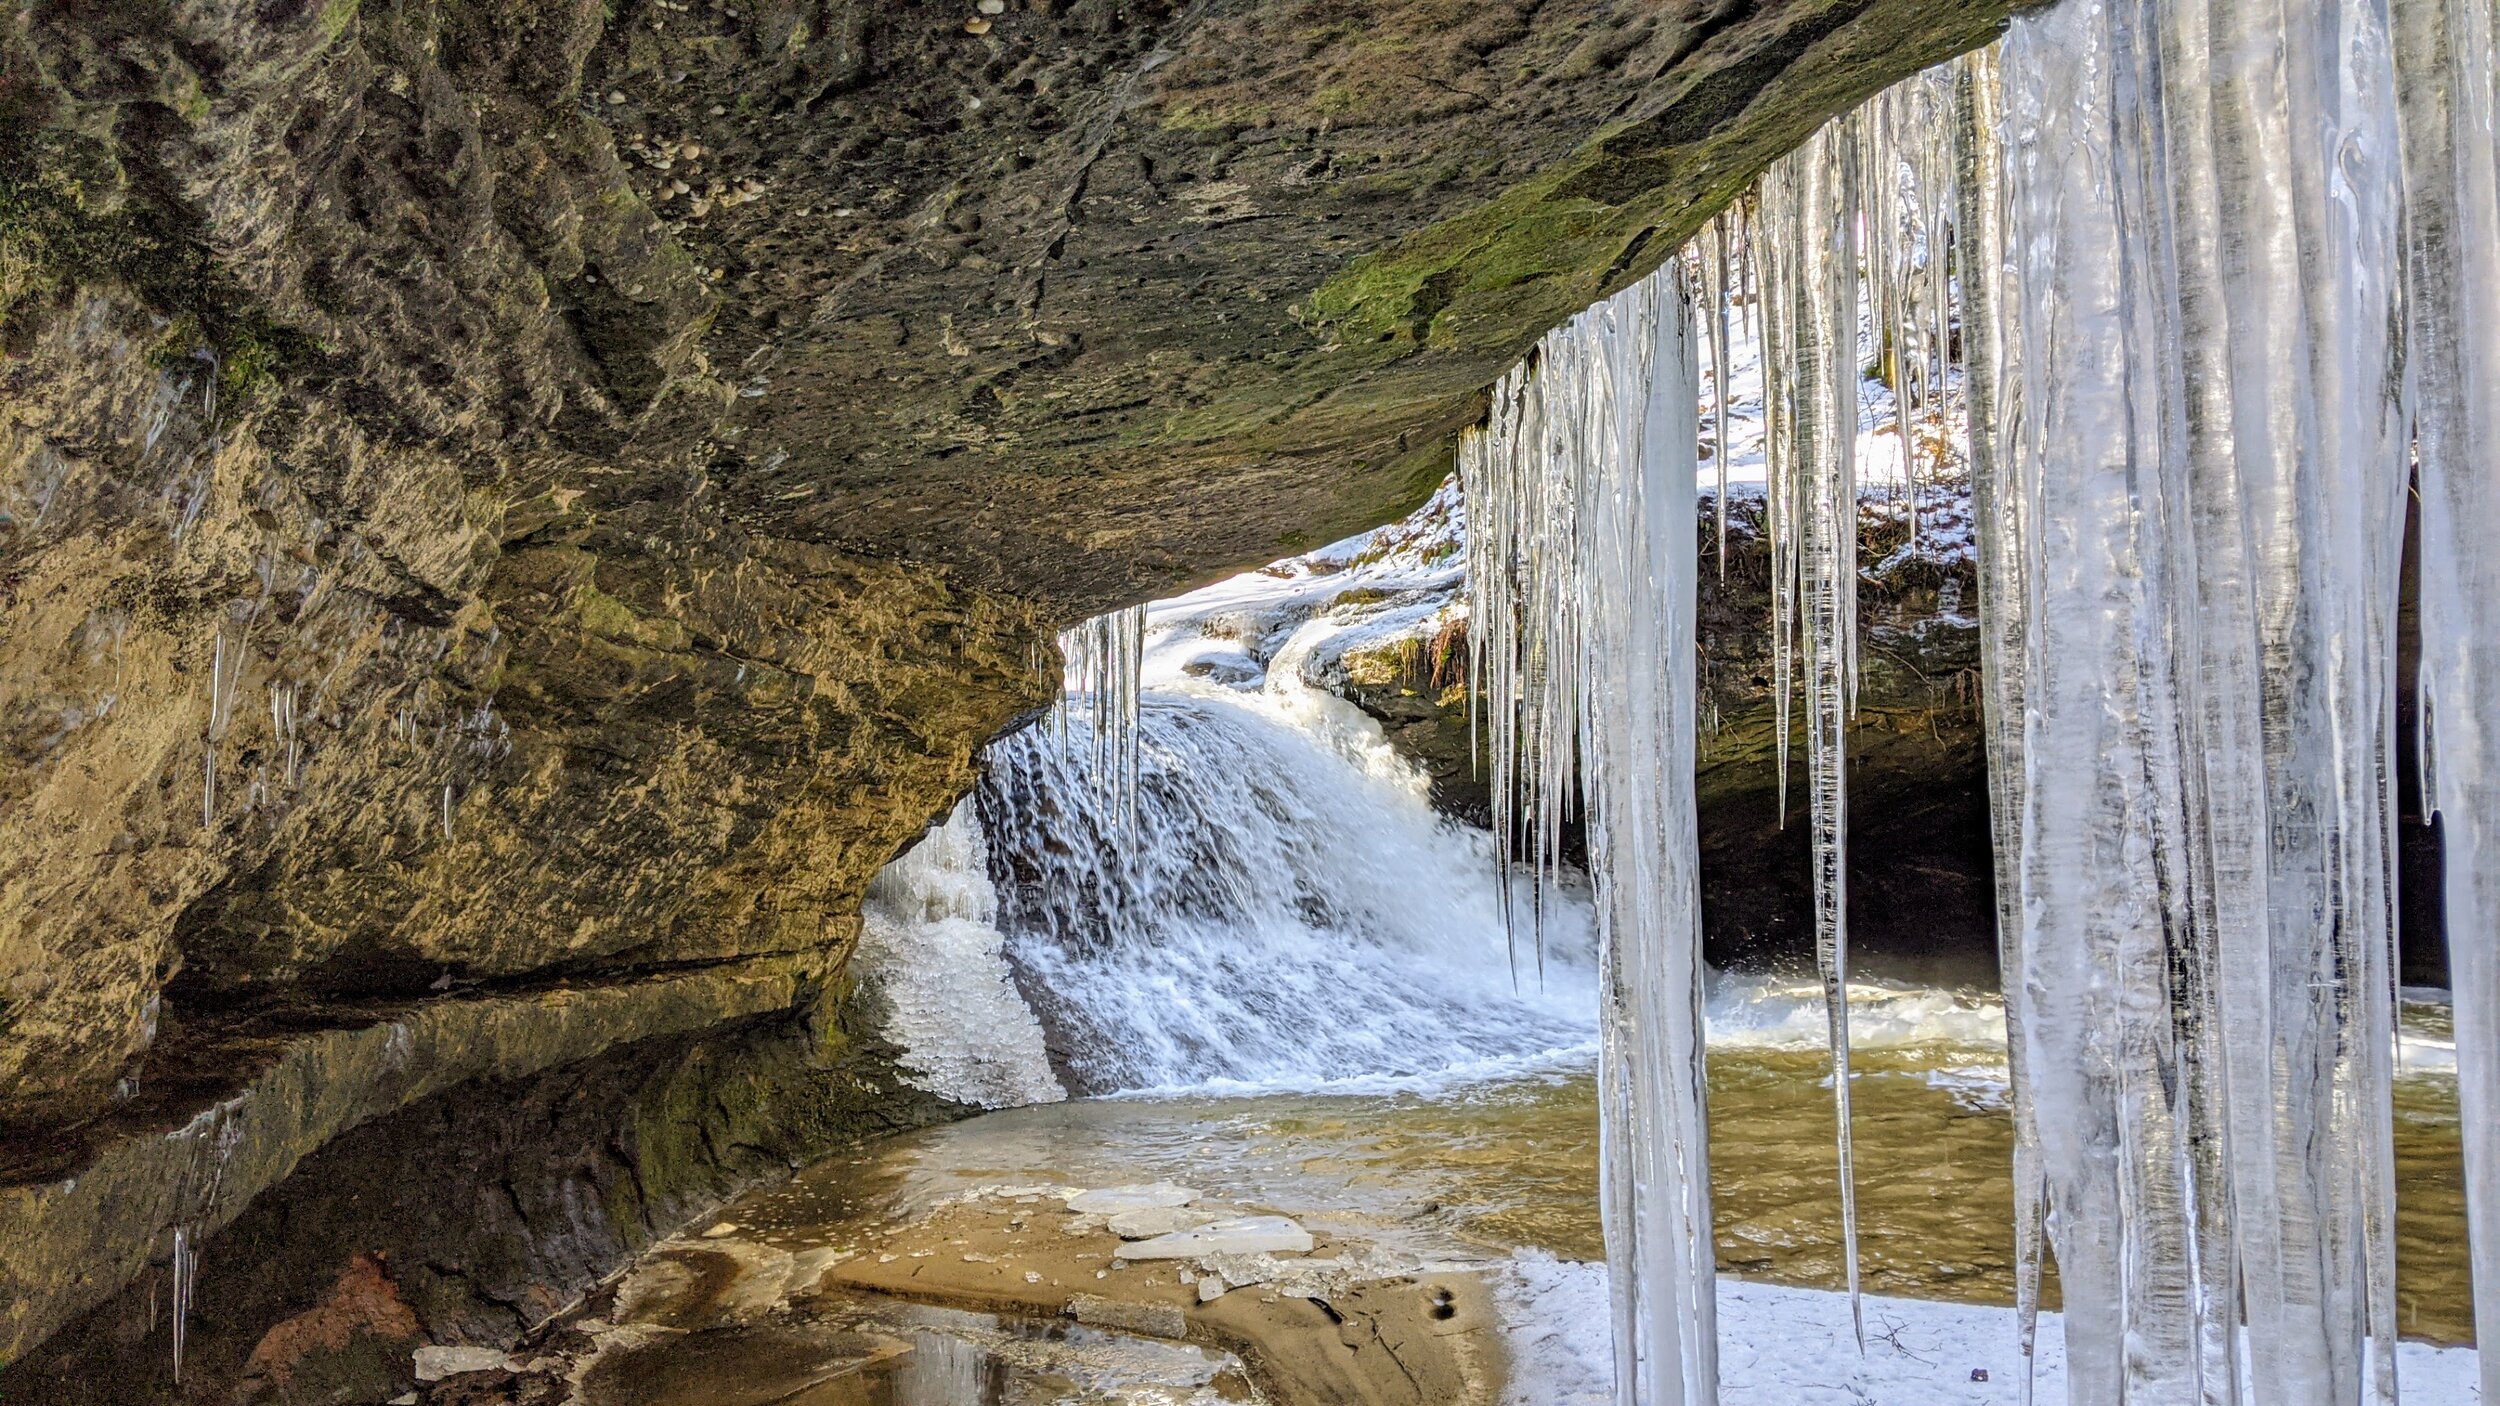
[1729,67,1966,1348]
[853,798,1067,1110]
[1469,0,2469,1395]
[1461,269,1711,1403]
[1951,48,2049,1401]
[1972,0,2417,1398]
[2396,0,2500,1396]
[1755,110,1871,1343]
[1050,604,1147,828]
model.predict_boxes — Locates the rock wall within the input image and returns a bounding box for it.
[9,998,959,1406]
[0,0,2034,1378]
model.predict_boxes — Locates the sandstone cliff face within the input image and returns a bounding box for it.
[0,0,2023,1376]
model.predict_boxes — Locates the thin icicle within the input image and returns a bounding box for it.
[1758,107,1869,1346]
[1052,605,1148,830]
[1708,214,1734,577]
[1762,184,1799,830]
[1952,45,2046,1406]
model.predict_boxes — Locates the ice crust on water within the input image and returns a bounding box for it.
[1462,270,1713,1402]
[1066,1184,1199,1214]
[1118,1215,1315,1261]
[854,799,1066,1110]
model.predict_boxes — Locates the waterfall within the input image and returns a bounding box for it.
[859,11,2500,1393]
[979,680,1600,1097]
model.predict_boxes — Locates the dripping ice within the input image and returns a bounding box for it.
[1462,266,1714,1403]
[1052,605,1148,830]
[853,798,1066,1110]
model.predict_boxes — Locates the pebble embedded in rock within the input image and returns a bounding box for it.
[701,1222,738,1238]
[965,16,992,33]
[413,1344,508,1381]
[977,0,1006,12]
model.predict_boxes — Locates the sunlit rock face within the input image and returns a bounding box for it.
[0,0,2031,1378]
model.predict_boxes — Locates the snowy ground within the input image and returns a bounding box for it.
[1498,1252,2480,1405]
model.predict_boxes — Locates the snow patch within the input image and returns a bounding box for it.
[1493,1252,2479,1404]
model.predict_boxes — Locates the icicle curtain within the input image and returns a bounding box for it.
[1463,271,1712,1405]
[1974,0,2411,1399]
[1455,0,2500,1396]
[1053,605,1149,829]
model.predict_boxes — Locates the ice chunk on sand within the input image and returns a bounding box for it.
[1120,1215,1313,1261]
[1066,1183,1199,1214]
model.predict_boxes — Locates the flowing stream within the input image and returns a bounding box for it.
[841,516,2480,1400]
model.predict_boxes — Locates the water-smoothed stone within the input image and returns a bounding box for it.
[1066,1183,1200,1215]
[1121,1215,1315,1261]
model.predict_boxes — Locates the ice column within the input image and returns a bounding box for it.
[2394,0,2500,1395]
[1980,1,2408,1399]
[854,798,1066,1110]
[1462,269,1712,1405]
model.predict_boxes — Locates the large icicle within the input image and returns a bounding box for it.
[1978,1,2408,1399]
[1756,110,1869,1340]
[2395,0,2500,1396]
[1951,45,2048,1405]
[1463,268,1711,1405]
